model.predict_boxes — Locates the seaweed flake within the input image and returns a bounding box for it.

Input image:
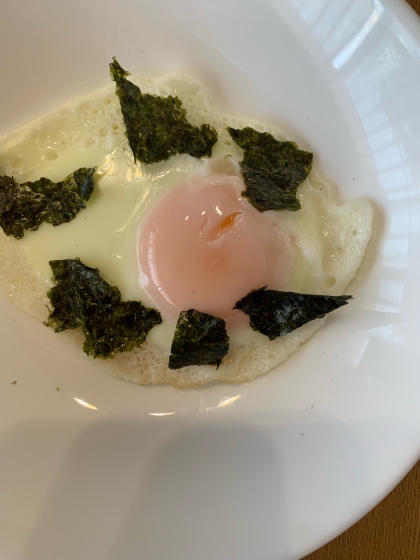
[45,258,161,358]
[234,286,352,340]
[168,309,229,369]
[110,57,218,164]
[227,127,313,212]
[83,300,162,359]
[0,168,96,239]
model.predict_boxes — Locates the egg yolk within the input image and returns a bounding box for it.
[138,176,292,326]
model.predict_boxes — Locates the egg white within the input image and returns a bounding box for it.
[0,73,372,387]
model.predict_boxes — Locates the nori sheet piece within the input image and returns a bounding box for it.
[0,168,96,240]
[45,258,162,358]
[227,127,313,212]
[168,309,230,369]
[234,286,352,340]
[83,300,162,359]
[45,259,121,332]
[110,57,218,164]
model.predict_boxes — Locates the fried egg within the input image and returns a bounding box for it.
[0,73,372,388]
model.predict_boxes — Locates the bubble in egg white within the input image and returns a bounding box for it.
[0,73,372,388]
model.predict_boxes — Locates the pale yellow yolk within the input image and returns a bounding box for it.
[138,176,293,327]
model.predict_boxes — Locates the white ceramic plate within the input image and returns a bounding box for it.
[1,1,420,559]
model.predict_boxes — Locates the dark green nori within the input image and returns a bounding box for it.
[168,309,229,369]
[45,258,162,358]
[83,300,162,359]
[234,286,352,340]
[45,259,120,332]
[0,168,96,239]
[110,57,218,164]
[227,127,313,212]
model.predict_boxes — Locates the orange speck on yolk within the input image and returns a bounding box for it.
[217,212,241,237]
[208,212,241,241]
[220,211,241,231]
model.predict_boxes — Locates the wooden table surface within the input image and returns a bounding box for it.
[303,1,420,558]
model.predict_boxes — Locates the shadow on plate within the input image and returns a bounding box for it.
[0,411,378,560]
